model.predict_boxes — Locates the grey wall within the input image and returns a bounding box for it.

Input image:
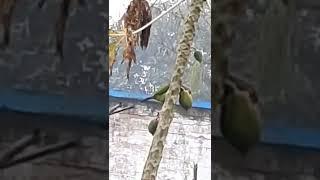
[227,0,320,128]
[109,97,211,180]
[0,1,107,179]
[214,138,320,180]
[109,98,320,180]
[0,0,107,96]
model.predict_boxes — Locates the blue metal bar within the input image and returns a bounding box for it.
[109,89,212,109]
[77,89,320,150]
[262,127,320,150]
[1,88,320,150]
[0,88,107,118]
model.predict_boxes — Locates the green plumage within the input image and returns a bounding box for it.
[153,93,166,103]
[179,86,193,110]
[220,84,261,156]
[154,84,170,96]
[141,84,170,103]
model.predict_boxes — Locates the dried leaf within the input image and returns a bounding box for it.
[55,0,71,59]
[123,0,152,48]
[54,0,84,58]
[122,41,136,79]
[0,0,17,48]
[119,0,152,79]
[108,41,119,76]
[140,0,152,49]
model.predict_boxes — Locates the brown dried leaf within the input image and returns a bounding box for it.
[108,41,119,76]
[140,0,152,49]
[54,0,84,58]
[122,41,136,79]
[0,0,17,48]
[123,0,152,49]
[117,0,152,79]
[55,0,71,59]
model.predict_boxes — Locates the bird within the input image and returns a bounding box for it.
[141,84,170,104]
[219,79,262,156]
[226,73,259,104]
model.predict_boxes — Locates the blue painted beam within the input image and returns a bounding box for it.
[0,88,107,119]
[1,88,320,150]
[109,89,212,109]
[262,127,320,150]
[109,89,320,150]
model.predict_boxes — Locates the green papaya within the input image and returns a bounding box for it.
[194,50,203,63]
[220,81,261,156]
[179,86,193,110]
[148,118,159,136]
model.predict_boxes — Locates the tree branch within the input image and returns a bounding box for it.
[109,105,135,115]
[108,103,122,114]
[193,163,198,180]
[0,140,79,169]
[0,129,41,164]
[141,0,205,179]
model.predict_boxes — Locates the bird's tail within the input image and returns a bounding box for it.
[140,96,153,103]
